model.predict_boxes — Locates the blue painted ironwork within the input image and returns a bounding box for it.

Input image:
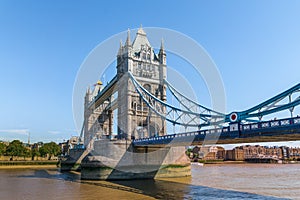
[133,116,300,146]
[225,83,300,123]
[130,72,300,130]
[89,71,300,129]
[86,69,300,146]
[164,79,225,117]
[129,72,225,127]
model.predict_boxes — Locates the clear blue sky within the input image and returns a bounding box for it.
[0,1,300,143]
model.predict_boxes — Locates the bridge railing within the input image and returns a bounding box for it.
[240,116,300,132]
[133,116,300,146]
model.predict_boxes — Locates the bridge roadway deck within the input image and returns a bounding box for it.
[133,116,300,147]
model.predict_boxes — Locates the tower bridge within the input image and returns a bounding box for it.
[64,27,300,180]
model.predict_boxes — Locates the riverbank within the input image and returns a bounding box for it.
[192,160,300,165]
[0,161,58,169]
[0,168,156,200]
[194,160,245,164]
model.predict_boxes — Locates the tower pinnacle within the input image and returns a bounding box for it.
[137,25,146,35]
[159,38,166,65]
[86,86,91,94]
[118,40,123,56]
[160,38,165,51]
[125,29,131,46]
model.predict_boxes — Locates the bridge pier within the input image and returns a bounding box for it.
[80,140,191,180]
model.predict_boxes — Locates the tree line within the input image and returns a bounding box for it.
[0,140,61,160]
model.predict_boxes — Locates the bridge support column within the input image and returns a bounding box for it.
[80,140,191,180]
[154,146,191,179]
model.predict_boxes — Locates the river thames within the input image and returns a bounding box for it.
[0,164,299,199]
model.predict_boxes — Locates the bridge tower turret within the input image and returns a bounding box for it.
[117,27,167,140]
[83,81,113,148]
[158,39,167,102]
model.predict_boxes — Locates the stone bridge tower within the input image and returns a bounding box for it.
[117,27,167,140]
[83,82,113,148]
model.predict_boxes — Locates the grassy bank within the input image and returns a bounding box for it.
[0,161,59,169]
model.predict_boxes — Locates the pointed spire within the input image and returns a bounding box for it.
[85,86,92,105]
[159,38,166,65]
[86,86,91,95]
[118,40,123,56]
[137,24,146,35]
[159,38,166,55]
[125,28,131,46]
[160,38,165,51]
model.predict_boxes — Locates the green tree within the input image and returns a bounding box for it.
[39,142,61,160]
[31,148,40,160]
[6,140,27,159]
[0,143,7,155]
[24,148,31,158]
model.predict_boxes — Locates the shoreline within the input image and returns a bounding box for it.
[0,161,59,169]
[202,161,246,164]
[191,160,300,165]
[0,165,58,169]
[1,160,299,170]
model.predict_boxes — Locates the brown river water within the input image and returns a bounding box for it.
[0,164,299,199]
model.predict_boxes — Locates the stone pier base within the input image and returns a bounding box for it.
[60,148,85,171]
[80,140,191,180]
